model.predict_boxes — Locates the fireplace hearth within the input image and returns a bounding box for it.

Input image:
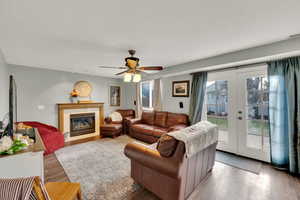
[70,113,96,137]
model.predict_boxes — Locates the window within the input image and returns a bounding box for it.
[141,81,154,109]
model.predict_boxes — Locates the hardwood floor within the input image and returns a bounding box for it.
[44,138,300,200]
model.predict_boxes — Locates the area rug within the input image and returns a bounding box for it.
[215,151,262,174]
[55,135,158,200]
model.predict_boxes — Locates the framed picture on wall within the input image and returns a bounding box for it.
[172,80,190,97]
[110,86,121,106]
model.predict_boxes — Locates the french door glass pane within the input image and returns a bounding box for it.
[206,80,229,144]
[246,76,270,152]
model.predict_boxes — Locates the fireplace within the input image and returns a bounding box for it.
[70,113,96,137]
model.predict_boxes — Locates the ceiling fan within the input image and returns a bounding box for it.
[98,49,163,82]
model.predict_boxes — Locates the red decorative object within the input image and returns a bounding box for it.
[21,121,65,155]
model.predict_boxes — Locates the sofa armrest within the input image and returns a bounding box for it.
[127,118,141,126]
[124,142,181,179]
[168,124,187,132]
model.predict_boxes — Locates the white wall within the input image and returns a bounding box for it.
[161,74,192,114]
[0,49,9,118]
[121,82,136,110]
[8,65,124,127]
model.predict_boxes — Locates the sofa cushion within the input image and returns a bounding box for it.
[141,111,155,125]
[154,111,168,128]
[152,126,168,138]
[166,113,189,127]
[131,124,154,136]
[157,134,178,157]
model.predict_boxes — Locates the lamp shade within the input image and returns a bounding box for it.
[133,73,142,82]
[123,73,132,82]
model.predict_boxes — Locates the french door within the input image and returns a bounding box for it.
[203,65,270,162]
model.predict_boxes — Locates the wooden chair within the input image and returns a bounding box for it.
[33,177,82,200]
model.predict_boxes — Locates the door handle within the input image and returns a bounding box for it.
[238,117,243,120]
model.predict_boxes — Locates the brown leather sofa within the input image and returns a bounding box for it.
[124,137,217,200]
[127,111,189,143]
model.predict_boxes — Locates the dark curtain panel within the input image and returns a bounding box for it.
[268,56,300,174]
[189,71,208,124]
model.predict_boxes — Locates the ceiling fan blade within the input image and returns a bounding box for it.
[98,66,127,69]
[115,70,130,76]
[138,66,163,70]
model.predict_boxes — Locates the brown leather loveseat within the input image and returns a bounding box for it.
[127,111,189,143]
[124,135,217,200]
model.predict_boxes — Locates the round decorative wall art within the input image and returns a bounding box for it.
[74,81,93,97]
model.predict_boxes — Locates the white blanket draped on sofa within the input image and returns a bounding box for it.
[167,121,218,158]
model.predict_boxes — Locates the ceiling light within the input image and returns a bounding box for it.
[132,73,141,82]
[123,73,132,82]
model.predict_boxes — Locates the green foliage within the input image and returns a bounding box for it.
[0,140,27,155]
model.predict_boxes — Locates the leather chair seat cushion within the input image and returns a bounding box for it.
[131,124,168,137]
[154,111,168,128]
[101,124,122,131]
[156,134,178,157]
[141,111,155,125]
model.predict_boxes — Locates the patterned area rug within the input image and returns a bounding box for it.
[55,135,158,200]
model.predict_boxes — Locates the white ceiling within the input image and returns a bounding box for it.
[1,0,300,77]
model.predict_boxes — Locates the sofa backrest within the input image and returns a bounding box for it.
[141,111,155,125]
[154,111,168,128]
[140,111,189,128]
[166,113,189,127]
[116,109,135,118]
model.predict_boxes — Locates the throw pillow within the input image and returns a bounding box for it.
[109,112,123,122]
[157,134,178,157]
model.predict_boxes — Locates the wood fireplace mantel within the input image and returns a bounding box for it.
[57,102,104,133]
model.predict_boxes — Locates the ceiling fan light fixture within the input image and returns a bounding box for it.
[123,73,132,82]
[132,73,142,82]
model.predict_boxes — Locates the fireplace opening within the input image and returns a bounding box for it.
[70,113,96,137]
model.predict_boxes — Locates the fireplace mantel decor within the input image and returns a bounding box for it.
[57,103,104,141]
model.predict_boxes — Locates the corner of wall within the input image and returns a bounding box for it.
[0,49,9,118]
